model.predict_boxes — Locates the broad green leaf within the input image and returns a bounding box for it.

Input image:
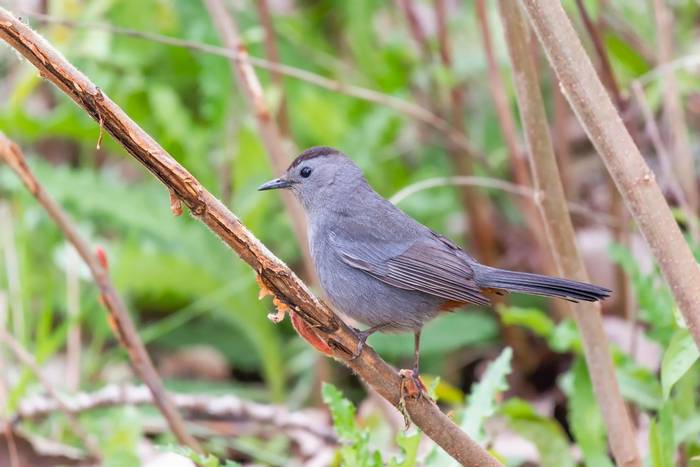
[661,329,700,399]
[568,358,614,467]
[501,399,575,467]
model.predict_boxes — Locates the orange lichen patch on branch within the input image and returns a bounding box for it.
[169,190,183,216]
[256,274,273,299]
[268,297,290,323]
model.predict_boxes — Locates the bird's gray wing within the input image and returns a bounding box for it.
[329,231,490,306]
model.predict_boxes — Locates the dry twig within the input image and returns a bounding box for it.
[0,328,101,461]
[17,10,485,165]
[0,134,201,453]
[15,384,337,445]
[0,8,499,466]
[498,3,642,466]
[519,0,700,351]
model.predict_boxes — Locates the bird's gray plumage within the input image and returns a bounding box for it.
[259,147,611,333]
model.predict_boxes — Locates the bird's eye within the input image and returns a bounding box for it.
[300,166,312,178]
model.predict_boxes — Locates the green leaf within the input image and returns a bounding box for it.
[548,320,583,353]
[322,383,382,467]
[649,403,675,467]
[661,329,700,399]
[568,358,614,467]
[501,399,575,467]
[425,348,512,467]
[389,431,421,467]
[369,312,497,359]
[161,446,242,467]
[322,383,359,441]
[498,306,555,338]
[460,347,513,443]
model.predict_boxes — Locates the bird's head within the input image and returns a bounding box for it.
[258,146,365,211]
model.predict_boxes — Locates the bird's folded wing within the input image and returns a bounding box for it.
[332,236,490,306]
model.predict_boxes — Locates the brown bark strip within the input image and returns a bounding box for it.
[473,0,562,320]
[497,3,642,467]
[0,134,202,453]
[0,7,499,466]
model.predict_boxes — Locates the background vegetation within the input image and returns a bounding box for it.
[0,0,699,465]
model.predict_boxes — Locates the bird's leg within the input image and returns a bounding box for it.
[412,329,421,376]
[350,323,391,360]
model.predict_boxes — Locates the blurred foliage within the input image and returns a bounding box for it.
[1,0,700,465]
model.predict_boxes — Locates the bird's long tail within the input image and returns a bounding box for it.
[474,266,611,302]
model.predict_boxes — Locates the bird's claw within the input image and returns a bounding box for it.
[350,327,370,360]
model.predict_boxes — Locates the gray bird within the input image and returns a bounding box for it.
[259,146,610,378]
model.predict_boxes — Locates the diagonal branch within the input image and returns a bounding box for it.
[0,133,202,453]
[0,7,499,466]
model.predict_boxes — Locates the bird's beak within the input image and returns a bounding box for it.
[258,177,292,191]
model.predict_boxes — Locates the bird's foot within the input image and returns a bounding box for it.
[397,368,432,429]
[349,327,372,360]
[399,368,428,400]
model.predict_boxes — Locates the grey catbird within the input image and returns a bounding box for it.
[259,146,610,378]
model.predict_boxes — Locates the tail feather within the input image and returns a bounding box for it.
[475,266,611,302]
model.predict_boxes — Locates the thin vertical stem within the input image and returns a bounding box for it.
[434,0,497,264]
[394,0,431,58]
[518,0,700,352]
[573,0,634,317]
[0,135,202,453]
[498,3,642,466]
[653,0,698,213]
[0,203,24,342]
[202,0,315,281]
[254,0,291,138]
[474,0,563,321]
[66,246,81,392]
